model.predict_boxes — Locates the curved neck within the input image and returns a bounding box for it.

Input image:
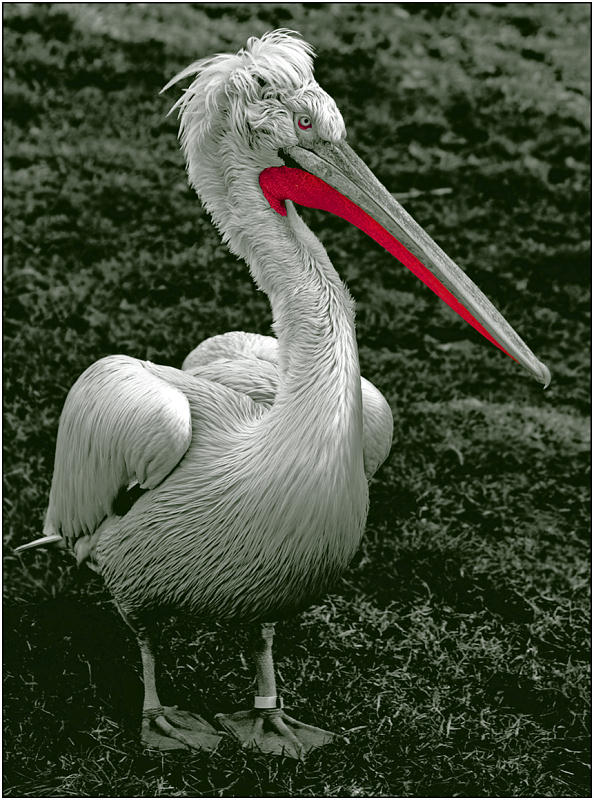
[245,204,364,476]
[193,158,363,452]
[268,203,357,380]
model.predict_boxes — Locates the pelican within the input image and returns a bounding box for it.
[16,30,550,759]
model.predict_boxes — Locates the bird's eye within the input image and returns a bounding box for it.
[297,115,312,131]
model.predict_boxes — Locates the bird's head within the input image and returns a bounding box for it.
[163,30,344,177]
[164,30,550,387]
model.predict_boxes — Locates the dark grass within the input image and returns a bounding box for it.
[3,3,591,796]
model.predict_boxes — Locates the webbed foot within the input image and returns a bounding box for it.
[215,708,335,759]
[142,705,222,752]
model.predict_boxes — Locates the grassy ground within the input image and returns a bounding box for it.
[3,3,590,797]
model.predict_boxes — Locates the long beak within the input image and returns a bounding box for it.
[259,140,550,387]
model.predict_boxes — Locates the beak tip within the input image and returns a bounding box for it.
[538,361,552,389]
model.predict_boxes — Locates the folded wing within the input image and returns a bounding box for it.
[45,355,192,543]
[184,332,393,478]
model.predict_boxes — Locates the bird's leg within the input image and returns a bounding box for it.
[254,621,281,704]
[215,623,336,759]
[117,606,222,752]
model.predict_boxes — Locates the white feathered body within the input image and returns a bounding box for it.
[47,313,392,624]
[42,179,394,626]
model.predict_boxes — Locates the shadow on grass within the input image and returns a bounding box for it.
[4,597,141,742]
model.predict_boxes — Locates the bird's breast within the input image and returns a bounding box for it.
[98,418,369,622]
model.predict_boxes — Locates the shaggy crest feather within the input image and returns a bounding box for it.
[162,29,344,217]
[163,29,315,145]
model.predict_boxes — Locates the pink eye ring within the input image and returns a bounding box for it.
[297,115,312,130]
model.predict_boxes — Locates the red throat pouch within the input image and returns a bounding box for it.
[259,166,511,359]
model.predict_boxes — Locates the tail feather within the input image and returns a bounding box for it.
[14,534,63,553]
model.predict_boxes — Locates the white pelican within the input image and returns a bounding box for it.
[16,30,550,759]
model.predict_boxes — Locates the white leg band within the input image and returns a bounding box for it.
[254,695,283,710]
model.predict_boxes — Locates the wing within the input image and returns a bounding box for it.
[182,331,279,370]
[184,357,279,407]
[183,331,280,407]
[44,355,192,543]
[184,332,393,478]
[360,377,393,479]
